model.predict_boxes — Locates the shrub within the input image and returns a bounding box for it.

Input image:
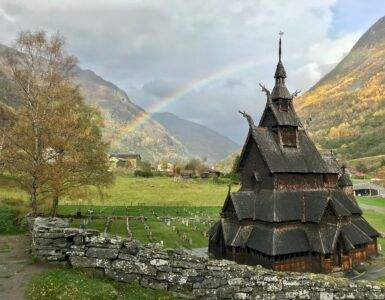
[0,198,29,234]
[134,170,153,178]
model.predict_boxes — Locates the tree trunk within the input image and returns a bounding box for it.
[51,193,59,217]
[29,179,38,216]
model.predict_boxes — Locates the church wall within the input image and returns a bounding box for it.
[274,173,324,190]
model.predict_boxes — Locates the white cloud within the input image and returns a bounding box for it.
[0,0,364,142]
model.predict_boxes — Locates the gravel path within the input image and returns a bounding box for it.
[0,235,52,300]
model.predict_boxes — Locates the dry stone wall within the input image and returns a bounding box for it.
[31,218,385,299]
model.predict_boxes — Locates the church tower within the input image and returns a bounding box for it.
[208,36,379,273]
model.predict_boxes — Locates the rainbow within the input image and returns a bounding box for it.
[126,59,262,132]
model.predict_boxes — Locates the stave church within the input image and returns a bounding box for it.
[208,36,379,273]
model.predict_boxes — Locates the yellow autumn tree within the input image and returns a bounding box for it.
[0,31,113,216]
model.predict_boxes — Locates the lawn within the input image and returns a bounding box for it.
[26,268,174,300]
[66,205,221,249]
[0,174,27,200]
[357,196,385,207]
[0,174,230,206]
[82,176,229,206]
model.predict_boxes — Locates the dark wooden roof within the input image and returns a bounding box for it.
[351,217,381,238]
[259,102,301,127]
[210,219,378,256]
[224,189,362,223]
[246,225,310,255]
[249,128,339,174]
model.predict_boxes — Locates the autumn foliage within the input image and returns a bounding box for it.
[0,31,113,216]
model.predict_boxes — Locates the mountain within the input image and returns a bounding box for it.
[296,16,385,166]
[0,43,188,163]
[152,112,239,162]
[72,69,188,162]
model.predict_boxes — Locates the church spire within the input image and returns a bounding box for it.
[274,32,287,80]
[272,32,291,100]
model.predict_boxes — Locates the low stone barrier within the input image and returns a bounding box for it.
[31,218,385,299]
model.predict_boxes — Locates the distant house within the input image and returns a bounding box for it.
[200,169,221,178]
[180,170,194,179]
[354,182,385,197]
[157,162,174,174]
[110,153,141,169]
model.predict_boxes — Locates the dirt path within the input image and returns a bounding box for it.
[0,235,53,300]
[360,203,385,214]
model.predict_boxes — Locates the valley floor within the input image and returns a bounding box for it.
[1,175,385,298]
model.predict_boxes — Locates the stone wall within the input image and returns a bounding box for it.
[31,218,385,299]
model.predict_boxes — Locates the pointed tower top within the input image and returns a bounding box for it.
[272,33,290,100]
[274,32,287,79]
[279,31,283,62]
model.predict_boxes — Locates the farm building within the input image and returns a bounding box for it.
[208,37,380,273]
[354,182,385,197]
[110,153,141,169]
[200,169,221,179]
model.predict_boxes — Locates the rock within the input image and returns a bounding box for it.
[122,240,141,255]
[86,247,119,259]
[69,256,111,269]
[150,259,168,266]
[118,253,136,261]
[140,277,168,291]
[73,235,84,245]
[111,260,156,276]
[234,292,249,300]
[105,268,141,283]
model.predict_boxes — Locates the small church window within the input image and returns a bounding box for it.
[279,100,289,111]
[281,127,297,147]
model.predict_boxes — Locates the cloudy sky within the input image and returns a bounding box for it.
[0,0,384,143]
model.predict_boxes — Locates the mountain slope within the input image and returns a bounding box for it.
[72,69,188,162]
[296,16,385,162]
[152,112,239,162]
[0,43,188,163]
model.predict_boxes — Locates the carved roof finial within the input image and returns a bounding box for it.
[238,110,255,129]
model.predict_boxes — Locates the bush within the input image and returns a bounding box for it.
[134,170,153,178]
[0,198,29,234]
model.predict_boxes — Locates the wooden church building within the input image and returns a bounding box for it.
[208,37,379,273]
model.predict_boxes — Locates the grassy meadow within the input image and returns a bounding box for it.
[26,268,174,300]
[0,174,229,206]
[1,173,385,251]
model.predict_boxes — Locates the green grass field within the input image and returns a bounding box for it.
[0,174,230,206]
[88,176,229,206]
[66,205,220,249]
[357,196,385,207]
[1,173,384,251]
[26,268,174,300]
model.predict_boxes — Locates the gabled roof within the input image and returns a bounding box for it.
[250,128,339,174]
[208,219,377,256]
[259,101,301,127]
[225,189,362,223]
[246,224,310,255]
[351,217,381,238]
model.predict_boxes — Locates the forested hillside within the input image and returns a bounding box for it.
[296,16,385,164]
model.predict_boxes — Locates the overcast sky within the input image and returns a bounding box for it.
[0,0,384,143]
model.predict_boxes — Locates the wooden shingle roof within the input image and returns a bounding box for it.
[210,220,378,256]
[250,128,339,174]
[225,189,362,223]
